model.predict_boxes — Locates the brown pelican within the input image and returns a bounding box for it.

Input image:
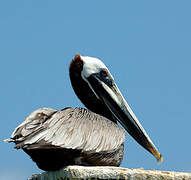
[5,55,162,171]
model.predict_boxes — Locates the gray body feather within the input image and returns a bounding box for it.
[5,107,125,170]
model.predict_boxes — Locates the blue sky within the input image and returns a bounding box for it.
[1,1,191,179]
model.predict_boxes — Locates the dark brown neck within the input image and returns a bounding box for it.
[69,55,117,123]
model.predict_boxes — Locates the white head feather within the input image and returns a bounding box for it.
[81,56,108,80]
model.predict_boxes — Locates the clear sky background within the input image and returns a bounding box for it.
[1,1,191,179]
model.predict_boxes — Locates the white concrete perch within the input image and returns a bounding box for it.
[28,166,191,180]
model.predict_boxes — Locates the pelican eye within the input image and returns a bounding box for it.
[100,69,108,77]
[100,69,113,86]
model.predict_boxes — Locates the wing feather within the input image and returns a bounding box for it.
[7,107,126,153]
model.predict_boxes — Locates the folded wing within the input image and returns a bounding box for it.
[6,107,125,153]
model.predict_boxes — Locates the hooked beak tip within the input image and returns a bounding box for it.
[150,147,163,163]
[157,154,163,163]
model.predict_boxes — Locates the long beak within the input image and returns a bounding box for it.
[87,73,163,163]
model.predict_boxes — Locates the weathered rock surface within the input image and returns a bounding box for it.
[29,166,191,180]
